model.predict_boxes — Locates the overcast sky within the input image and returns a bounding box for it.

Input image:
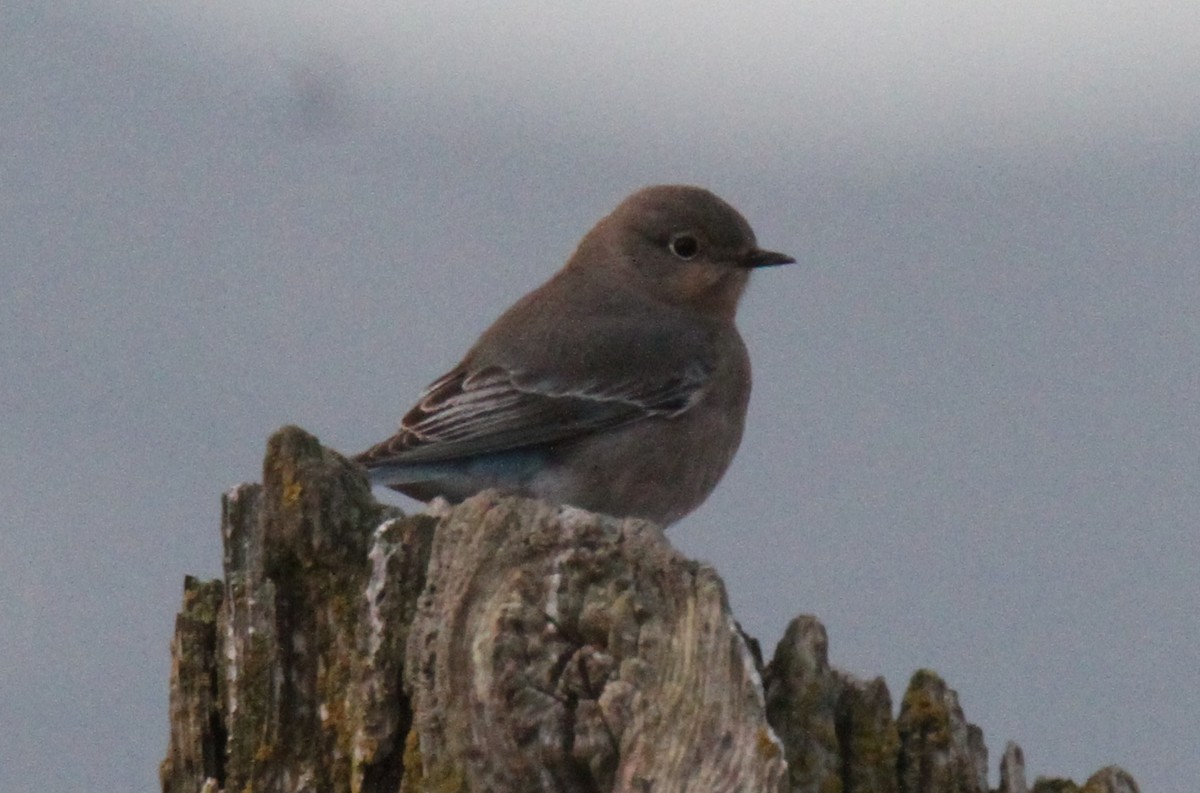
[3,2,1198,791]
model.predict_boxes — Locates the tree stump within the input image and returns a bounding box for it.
[161,426,1139,793]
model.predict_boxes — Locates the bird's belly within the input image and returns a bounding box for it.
[532,409,745,526]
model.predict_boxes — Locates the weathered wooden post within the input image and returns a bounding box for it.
[161,426,1139,793]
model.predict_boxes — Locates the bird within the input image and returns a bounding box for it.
[353,185,794,526]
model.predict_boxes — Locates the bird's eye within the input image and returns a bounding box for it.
[668,233,699,260]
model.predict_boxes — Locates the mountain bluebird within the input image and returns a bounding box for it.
[354,185,794,526]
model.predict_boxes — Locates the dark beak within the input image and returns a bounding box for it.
[741,248,796,268]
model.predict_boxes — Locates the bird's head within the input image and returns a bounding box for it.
[571,185,794,319]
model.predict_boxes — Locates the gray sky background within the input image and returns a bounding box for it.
[3,2,1197,790]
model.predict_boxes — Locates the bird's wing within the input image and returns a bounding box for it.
[353,362,710,467]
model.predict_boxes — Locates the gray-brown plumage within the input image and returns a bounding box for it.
[354,185,793,526]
